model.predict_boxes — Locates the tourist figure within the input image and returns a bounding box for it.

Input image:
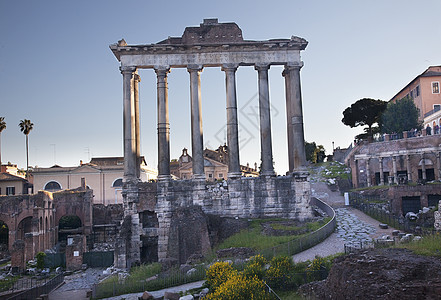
[426,125,432,135]
[434,124,439,134]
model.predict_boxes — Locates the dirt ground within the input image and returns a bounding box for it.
[299,247,441,300]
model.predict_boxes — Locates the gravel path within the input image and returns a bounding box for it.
[292,178,396,263]
[49,268,108,300]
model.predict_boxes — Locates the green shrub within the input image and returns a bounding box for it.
[36,252,46,269]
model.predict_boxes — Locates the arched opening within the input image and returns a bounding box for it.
[112,178,123,204]
[17,216,32,240]
[58,215,82,247]
[44,181,62,191]
[0,220,9,256]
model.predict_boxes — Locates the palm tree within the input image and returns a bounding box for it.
[0,117,6,167]
[19,119,34,178]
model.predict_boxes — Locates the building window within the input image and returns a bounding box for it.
[218,173,223,178]
[433,82,440,94]
[410,90,414,98]
[6,187,15,196]
[416,85,420,96]
[208,173,213,178]
[434,104,441,112]
[44,181,61,191]
[112,178,123,188]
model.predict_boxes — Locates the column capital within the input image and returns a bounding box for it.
[155,67,170,77]
[187,65,203,72]
[284,62,304,70]
[120,65,137,74]
[221,64,238,72]
[254,63,270,71]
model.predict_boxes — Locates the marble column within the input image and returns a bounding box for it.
[134,72,141,179]
[120,66,137,182]
[188,65,205,179]
[421,154,427,180]
[255,64,275,176]
[283,64,307,172]
[406,154,412,182]
[379,157,384,185]
[366,158,371,187]
[437,152,441,181]
[155,67,171,181]
[222,64,241,178]
[392,156,398,184]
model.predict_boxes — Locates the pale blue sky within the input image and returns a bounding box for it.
[1,0,440,175]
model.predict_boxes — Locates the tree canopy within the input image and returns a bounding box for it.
[342,98,387,137]
[381,96,422,134]
[305,141,326,163]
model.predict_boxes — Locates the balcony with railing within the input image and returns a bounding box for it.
[424,105,441,118]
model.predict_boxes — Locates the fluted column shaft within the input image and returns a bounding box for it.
[155,68,171,180]
[121,66,137,181]
[255,64,275,176]
[379,157,384,185]
[134,72,141,179]
[222,64,241,178]
[188,66,205,179]
[284,64,307,172]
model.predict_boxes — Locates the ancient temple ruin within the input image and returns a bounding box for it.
[110,19,313,268]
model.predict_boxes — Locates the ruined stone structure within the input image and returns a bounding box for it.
[0,185,93,272]
[346,134,441,188]
[110,19,313,268]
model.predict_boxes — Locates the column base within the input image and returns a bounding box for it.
[227,172,242,180]
[192,174,206,181]
[260,170,276,177]
[292,170,309,181]
[157,175,172,182]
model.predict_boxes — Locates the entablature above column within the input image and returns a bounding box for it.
[115,49,303,69]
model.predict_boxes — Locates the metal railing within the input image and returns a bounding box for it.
[258,197,336,260]
[6,273,64,300]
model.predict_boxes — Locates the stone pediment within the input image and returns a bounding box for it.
[72,164,100,173]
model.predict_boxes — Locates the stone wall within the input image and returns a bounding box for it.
[151,175,312,262]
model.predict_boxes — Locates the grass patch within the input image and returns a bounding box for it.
[0,276,19,292]
[216,218,331,251]
[396,234,441,257]
[318,162,350,180]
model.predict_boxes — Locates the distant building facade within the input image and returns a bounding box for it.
[0,173,28,196]
[391,66,441,122]
[32,157,158,205]
[346,134,441,189]
[170,146,259,181]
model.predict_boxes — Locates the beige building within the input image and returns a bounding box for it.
[0,172,28,196]
[32,157,157,205]
[391,66,441,121]
[170,147,258,181]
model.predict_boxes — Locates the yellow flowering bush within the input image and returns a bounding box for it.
[306,256,326,281]
[265,256,294,289]
[206,273,270,300]
[243,255,268,279]
[205,261,237,292]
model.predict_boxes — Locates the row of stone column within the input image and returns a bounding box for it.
[361,152,441,186]
[121,63,307,182]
